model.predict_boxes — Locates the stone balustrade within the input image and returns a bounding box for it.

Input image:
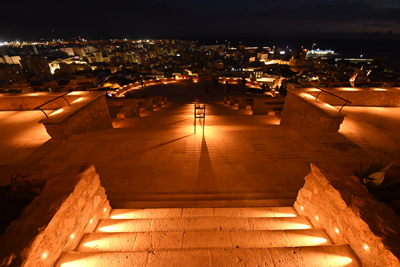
[294,162,400,267]
[0,164,110,267]
[280,90,346,132]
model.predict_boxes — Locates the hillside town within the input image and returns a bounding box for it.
[1,39,399,94]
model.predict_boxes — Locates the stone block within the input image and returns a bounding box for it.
[294,162,400,267]
[0,164,110,267]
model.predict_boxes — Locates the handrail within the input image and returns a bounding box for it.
[34,92,71,119]
[314,87,351,113]
[302,81,399,89]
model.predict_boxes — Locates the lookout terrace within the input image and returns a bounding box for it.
[0,77,399,267]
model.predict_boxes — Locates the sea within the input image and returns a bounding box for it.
[193,37,400,66]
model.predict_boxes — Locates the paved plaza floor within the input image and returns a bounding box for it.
[2,80,398,207]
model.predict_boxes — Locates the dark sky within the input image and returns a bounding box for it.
[1,0,400,40]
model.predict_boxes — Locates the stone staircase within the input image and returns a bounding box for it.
[55,207,361,266]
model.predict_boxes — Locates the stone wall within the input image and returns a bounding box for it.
[306,89,400,107]
[280,90,346,132]
[0,164,110,267]
[40,92,112,139]
[294,162,400,267]
[0,93,82,111]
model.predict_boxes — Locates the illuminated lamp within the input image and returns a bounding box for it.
[104,208,107,212]
[364,244,369,250]
[300,206,304,210]
[315,215,319,221]
[90,219,93,224]
[335,227,340,234]
[70,233,75,239]
[41,253,47,260]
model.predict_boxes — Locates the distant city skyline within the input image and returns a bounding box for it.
[1,0,400,41]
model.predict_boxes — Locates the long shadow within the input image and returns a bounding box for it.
[196,135,217,194]
[164,118,192,127]
[142,134,193,152]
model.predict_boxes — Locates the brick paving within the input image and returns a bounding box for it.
[34,80,368,207]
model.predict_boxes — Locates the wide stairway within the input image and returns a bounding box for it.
[55,207,361,267]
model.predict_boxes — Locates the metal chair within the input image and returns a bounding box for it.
[194,103,206,134]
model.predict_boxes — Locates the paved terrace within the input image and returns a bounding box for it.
[2,80,399,207]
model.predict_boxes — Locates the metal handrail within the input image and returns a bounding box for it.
[34,92,71,119]
[314,87,351,113]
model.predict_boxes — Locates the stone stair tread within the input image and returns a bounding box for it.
[111,198,296,209]
[77,229,333,252]
[109,191,301,202]
[95,216,313,232]
[55,245,361,267]
[109,206,298,219]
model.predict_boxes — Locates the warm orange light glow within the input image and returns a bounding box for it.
[373,88,387,91]
[315,215,319,221]
[90,219,93,224]
[300,206,304,210]
[335,227,340,234]
[72,97,84,104]
[68,91,84,95]
[301,93,316,99]
[104,208,107,212]
[50,109,64,116]
[41,253,47,260]
[341,88,359,91]
[364,244,369,250]
[324,103,337,109]
[70,233,75,239]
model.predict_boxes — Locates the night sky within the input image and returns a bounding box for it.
[2,0,400,40]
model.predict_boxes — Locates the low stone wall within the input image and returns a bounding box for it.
[40,92,112,139]
[0,92,81,111]
[140,98,154,111]
[280,90,346,132]
[294,162,400,267]
[117,103,140,119]
[0,164,110,267]
[238,97,251,109]
[252,99,284,115]
[306,88,400,107]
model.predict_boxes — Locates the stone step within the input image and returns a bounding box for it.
[111,198,296,209]
[77,229,333,252]
[110,191,300,202]
[55,245,361,267]
[109,207,298,219]
[95,216,313,233]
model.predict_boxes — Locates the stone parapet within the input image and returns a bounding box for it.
[117,103,140,118]
[238,97,250,109]
[280,90,346,132]
[0,164,110,267]
[0,92,82,111]
[40,92,112,139]
[294,162,400,267]
[305,88,400,107]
